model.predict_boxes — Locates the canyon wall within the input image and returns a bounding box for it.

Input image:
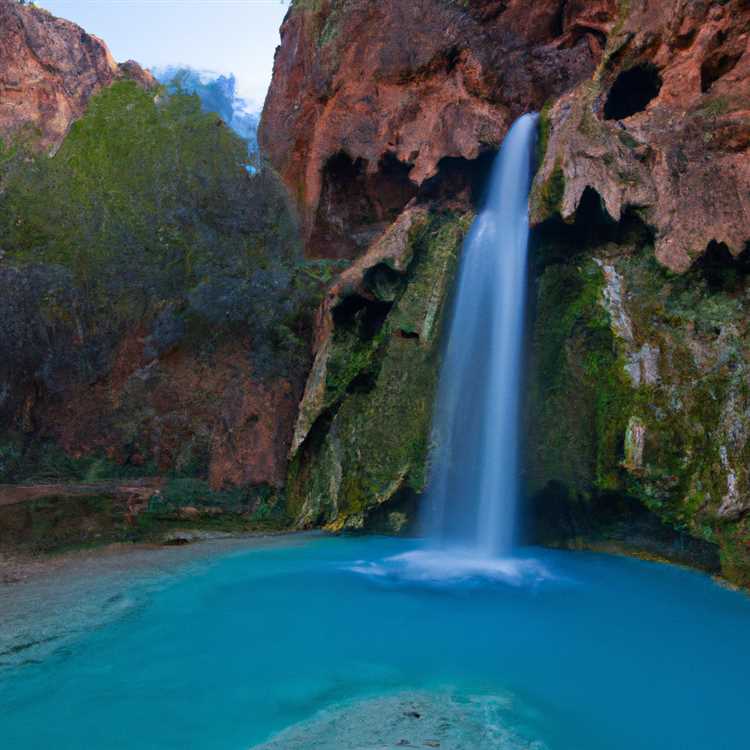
[527,0,750,583]
[0,0,153,151]
[261,0,616,258]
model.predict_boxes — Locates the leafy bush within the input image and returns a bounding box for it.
[0,82,342,388]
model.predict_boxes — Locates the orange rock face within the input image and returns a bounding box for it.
[0,0,154,151]
[261,0,617,259]
[35,332,301,491]
[532,0,750,272]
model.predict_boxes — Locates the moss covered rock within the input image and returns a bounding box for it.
[527,206,750,585]
[287,210,471,531]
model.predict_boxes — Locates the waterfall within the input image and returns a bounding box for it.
[423,113,538,559]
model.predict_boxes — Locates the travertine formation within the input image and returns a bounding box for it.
[263,0,750,583]
[531,0,750,272]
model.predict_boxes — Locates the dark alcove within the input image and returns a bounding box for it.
[603,64,663,121]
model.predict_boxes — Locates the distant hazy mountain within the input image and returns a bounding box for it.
[153,66,260,165]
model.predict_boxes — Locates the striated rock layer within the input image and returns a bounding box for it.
[0,0,154,151]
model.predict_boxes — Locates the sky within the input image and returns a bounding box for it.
[42,0,291,109]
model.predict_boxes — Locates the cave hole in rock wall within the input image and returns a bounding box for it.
[332,293,394,343]
[311,148,501,259]
[603,64,663,120]
[530,186,623,273]
[310,152,417,259]
[363,262,403,305]
[691,240,750,294]
[418,150,497,208]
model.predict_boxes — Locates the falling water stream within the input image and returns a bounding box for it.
[424,113,538,558]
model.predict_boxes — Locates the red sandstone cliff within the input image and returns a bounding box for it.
[261,0,618,259]
[0,0,153,151]
[0,1,301,501]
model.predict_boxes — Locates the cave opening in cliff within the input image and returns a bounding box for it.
[310,151,417,259]
[603,63,663,120]
[418,150,496,208]
[530,186,629,273]
[363,262,404,304]
[332,293,394,342]
[692,240,750,294]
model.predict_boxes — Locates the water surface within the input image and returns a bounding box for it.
[1,536,748,749]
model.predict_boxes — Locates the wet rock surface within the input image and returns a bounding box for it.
[253,691,545,750]
[525,0,750,585]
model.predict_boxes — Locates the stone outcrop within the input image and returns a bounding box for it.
[35,335,300,492]
[0,28,312,529]
[261,0,750,585]
[261,0,618,258]
[0,0,154,151]
[531,0,750,271]
[287,208,470,532]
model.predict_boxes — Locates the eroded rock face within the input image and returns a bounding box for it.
[0,0,154,151]
[287,208,470,531]
[261,0,617,258]
[531,0,750,272]
[527,188,750,585]
[264,0,750,584]
[523,0,750,585]
[0,16,310,516]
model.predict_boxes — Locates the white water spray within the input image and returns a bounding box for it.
[423,113,538,558]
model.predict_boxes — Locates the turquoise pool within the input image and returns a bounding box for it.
[1,536,748,749]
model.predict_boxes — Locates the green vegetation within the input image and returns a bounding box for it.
[0,80,346,515]
[0,81,338,382]
[533,161,566,218]
[536,101,553,166]
[0,486,289,555]
[528,257,633,499]
[0,435,156,484]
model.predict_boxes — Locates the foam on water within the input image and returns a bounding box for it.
[346,547,555,587]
